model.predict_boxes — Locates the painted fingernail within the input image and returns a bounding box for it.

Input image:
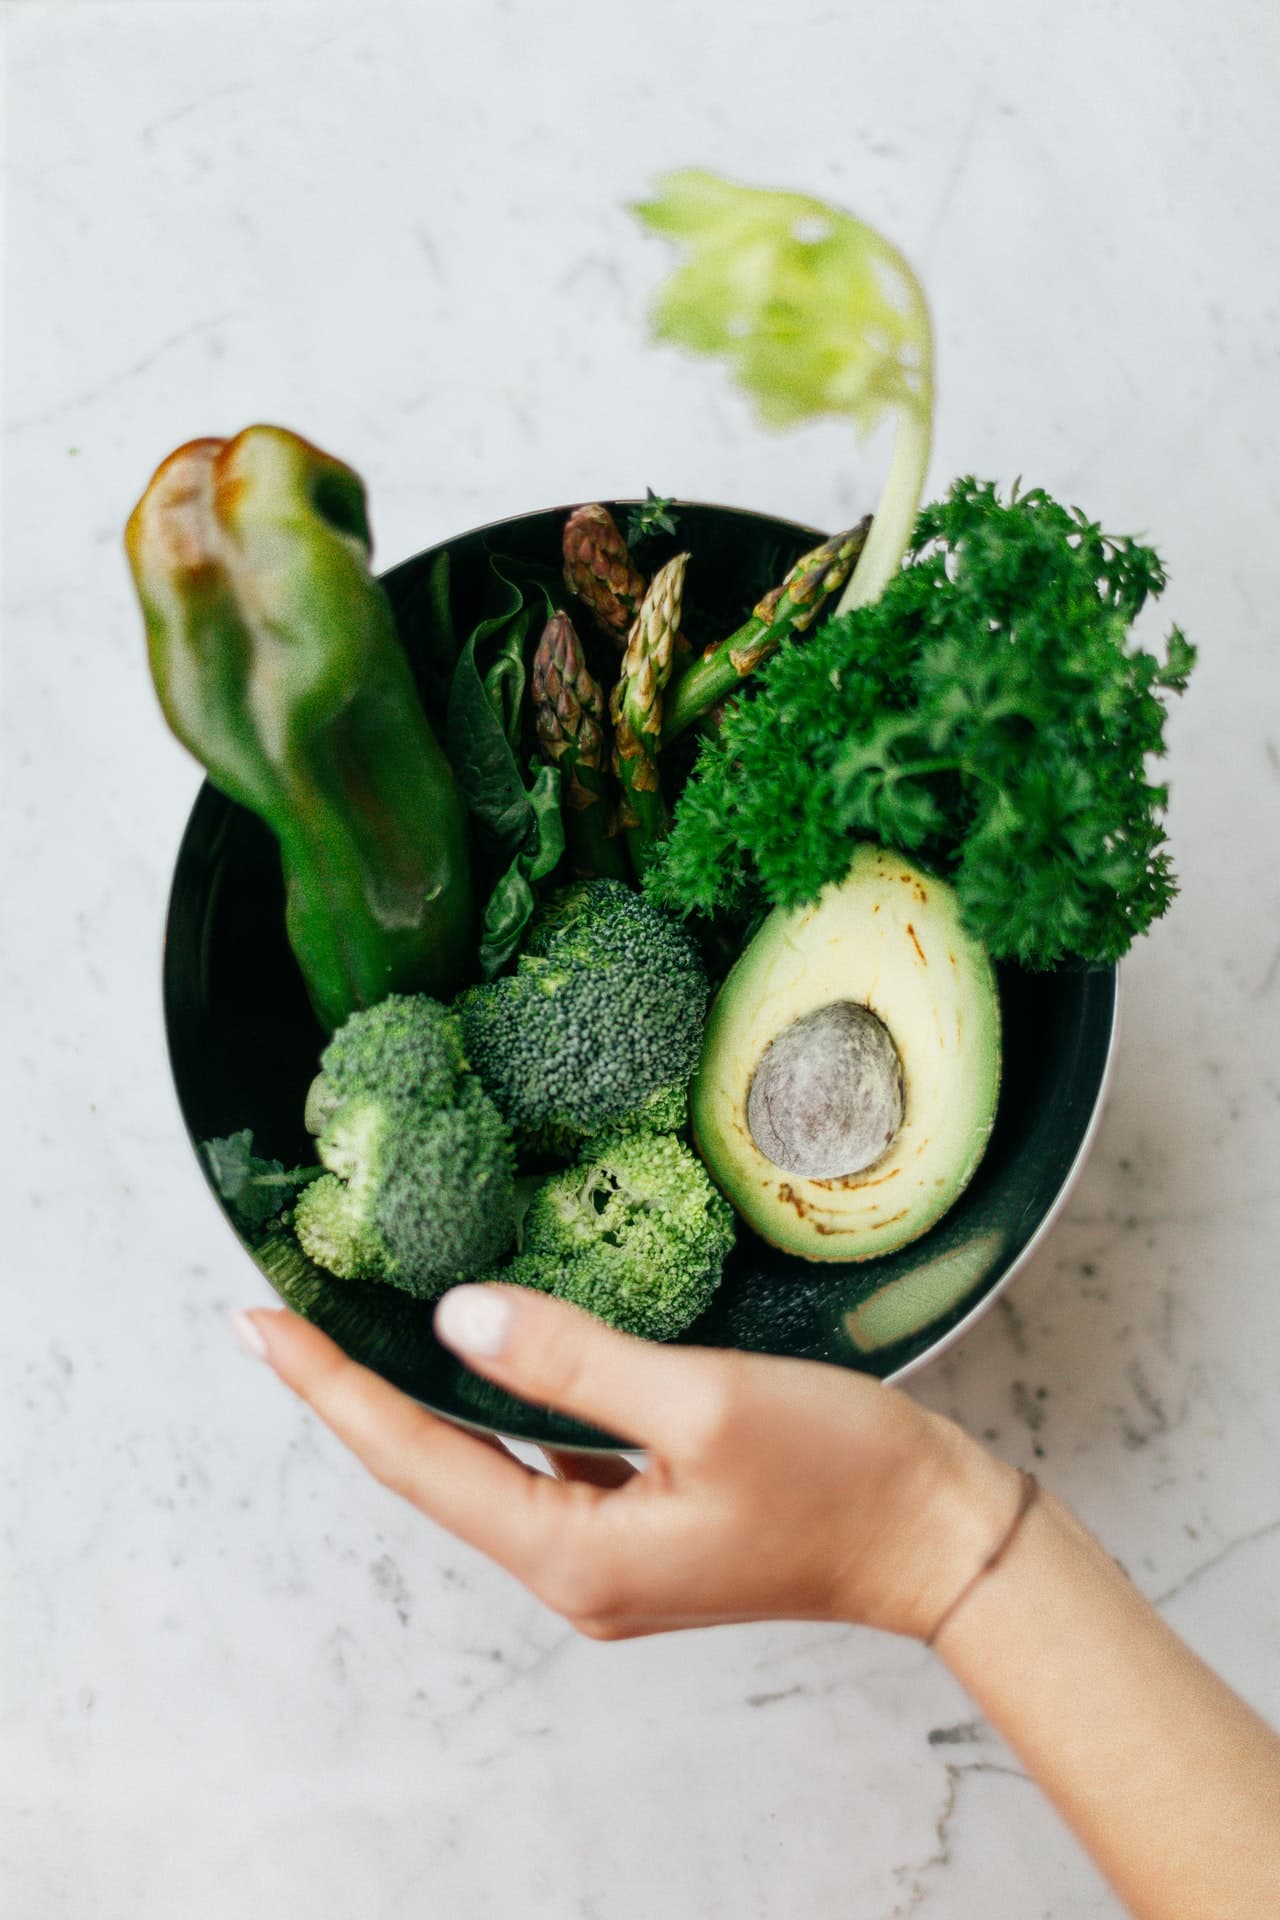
[230,1308,268,1360]
[435,1285,513,1358]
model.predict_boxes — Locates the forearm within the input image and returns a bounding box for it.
[249,1286,1280,1920]
[933,1469,1280,1919]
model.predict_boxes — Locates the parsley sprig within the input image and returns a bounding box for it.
[646,479,1195,969]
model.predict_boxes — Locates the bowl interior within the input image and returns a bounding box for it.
[164,502,1117,1450]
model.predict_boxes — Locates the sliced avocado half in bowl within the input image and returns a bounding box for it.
[692,844,1003,1264]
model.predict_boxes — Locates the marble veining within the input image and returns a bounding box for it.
[3,2,1278,1915]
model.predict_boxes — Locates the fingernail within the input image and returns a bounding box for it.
[435,1286,513,1358]
[230,1308,268,1360]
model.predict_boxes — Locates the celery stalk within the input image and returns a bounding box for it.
[632,170,934,612]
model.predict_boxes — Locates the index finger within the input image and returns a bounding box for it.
[239,1307,588,1582]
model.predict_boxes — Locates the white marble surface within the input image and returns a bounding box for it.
[3,3,1279,1914]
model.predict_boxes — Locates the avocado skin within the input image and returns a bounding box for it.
[691,846,1002,1262]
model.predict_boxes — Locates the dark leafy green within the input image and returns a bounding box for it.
[647,479,1195,970]
[446,561,534,839]
[477,761,565,976]
[445,559,566,975]
[624,488,680,547]
[201,1130,321,1236]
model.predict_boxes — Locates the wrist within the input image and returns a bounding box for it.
[932,1482,1132,1672]
[861,1415,1026,1641]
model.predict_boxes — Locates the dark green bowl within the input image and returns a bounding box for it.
[164,501,1118,1451]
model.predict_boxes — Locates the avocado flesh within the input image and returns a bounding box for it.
[691,845,1001,1262]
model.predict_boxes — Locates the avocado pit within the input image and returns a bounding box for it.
[746,1001,905,1179]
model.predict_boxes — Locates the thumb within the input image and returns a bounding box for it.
[434,1284,708,1453]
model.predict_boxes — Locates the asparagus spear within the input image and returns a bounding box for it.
[660,518,871,745]
[562,500,694,662]
[610,552,689,876]
[562,504,647,645]
[531,611,628,880]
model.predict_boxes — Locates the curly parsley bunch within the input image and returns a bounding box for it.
[647,480,1195,969]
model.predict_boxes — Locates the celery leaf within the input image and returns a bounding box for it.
[632,169,933,607]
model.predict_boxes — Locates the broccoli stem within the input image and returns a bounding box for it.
[254,1225,332,1311]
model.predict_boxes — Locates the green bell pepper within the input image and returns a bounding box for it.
[127,425,473,1031]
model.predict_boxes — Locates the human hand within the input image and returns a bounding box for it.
[236,1285,1019,1642]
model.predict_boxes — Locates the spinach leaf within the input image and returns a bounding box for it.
[447,560,536,848]
[483,616,529,755]
[477,761,565,976]
[446,558,567,975]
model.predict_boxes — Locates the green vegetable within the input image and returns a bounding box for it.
[201,1130,321,1237]
[293,996,517,1298]
[562,503,647,645]
[127,425,473,1032]
[690,847,1000,1262]
[623,488,680,547]
[255,1223,338,1305]
[304,987,471,1134]
[633,169,933,615]
[531,611,628,880]
[609,551,689,875]
[456,879,708,1150]
[446,559,566,976]
[660,519,871,744]
[482,1130,734,1341]
[648,479,1195,969]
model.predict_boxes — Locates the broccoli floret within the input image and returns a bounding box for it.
[515,1081,691,1161]
[457,880,708,1150]
[483,1130,735,1341]
[294,1173,385,1279]
[616,1079,691,1135]
[305,991,471,1134]
[294,1000,517,1299]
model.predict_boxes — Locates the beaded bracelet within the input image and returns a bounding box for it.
[926,1469,1040,1648]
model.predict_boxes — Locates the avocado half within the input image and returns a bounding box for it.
[691,845,1002,1261]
